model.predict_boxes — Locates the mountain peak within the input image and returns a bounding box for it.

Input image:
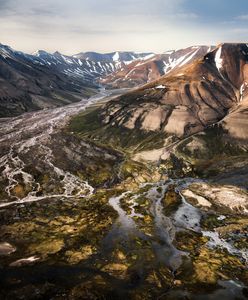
[112,51,120,61]
[53,51,62,56]
[32,50,50,57]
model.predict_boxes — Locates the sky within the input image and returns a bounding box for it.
[0,0,248,55]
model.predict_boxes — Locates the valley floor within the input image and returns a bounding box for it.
[0,91,247,300]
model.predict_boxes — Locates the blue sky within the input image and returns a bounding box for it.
[0,0,247,54]
[183,0,248,22]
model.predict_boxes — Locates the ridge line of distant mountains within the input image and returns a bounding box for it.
[0,43,216,117]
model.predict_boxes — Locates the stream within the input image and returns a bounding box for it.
[104,179,247,298]
[0,88,123,207]
[0,90,247,299]
[107,179,247,264]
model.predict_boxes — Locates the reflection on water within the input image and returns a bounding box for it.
[0,91,247,299]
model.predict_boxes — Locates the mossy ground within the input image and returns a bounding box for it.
[68,106,167,154]
[1,104,247,299]
[174,125,248,182]
[0,180,247,299]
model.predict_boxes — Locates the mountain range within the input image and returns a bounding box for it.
[0,42,248,299]
[1,42,247,146]
[0,43,216,117]
[100,43,248,138]
[0,44,154,117]
[100,45,215,88]
[73,43,248,182]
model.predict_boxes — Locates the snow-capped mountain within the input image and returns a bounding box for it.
[100,46,215,88]
[0,44,156,116]
[32,50,155,82]
[100,43,248,140]
[0,44,155,84]
[0,43,220,118]
[0,44,98,117]
[74,51,155,63]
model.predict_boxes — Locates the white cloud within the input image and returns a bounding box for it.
[229,27,248,33]
[0,0,196,53]
[236,14,248,20]
[0,0,247,54]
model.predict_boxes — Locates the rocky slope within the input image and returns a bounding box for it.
[0,44,98,117]
[70,43,248,189]
[99,43,248,140]
[0,44,153,117]
[35,50,154,82]
[100,46,214,88]
[0,45,248,299]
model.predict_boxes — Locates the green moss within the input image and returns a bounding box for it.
[156,187,162,194]
[162,184,182,215]
[201,214,248,233]
[69,106,102,134]
[77,166,114,186]
[233,237,248,250]
[68,105,167,154]
[29,239,64,256]
[120,160,149,180]
[201,214,226,230]
[174,125,248,179]
[174,230,208,254]
[193,247,246,284]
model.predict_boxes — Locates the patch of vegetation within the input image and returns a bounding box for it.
[162,184,182,215]
[174,230,208,254]
[174,233,247,287]
[173,124,248,180]
[68,106,167,153]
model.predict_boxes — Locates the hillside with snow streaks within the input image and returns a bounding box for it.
[0,44,155,116]
[0,44,155,83]
[33,50,155,82]
[100,46,215,88]
[0,44,98,117]
[0,43,217,116]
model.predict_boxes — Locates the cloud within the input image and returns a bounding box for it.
[0,0,11,8]
[229,27,248,33]
[0,0,247,54]
[236,14,248,20]
[166,12,199,20]
[0,0,182,16]
[0,0,189,53]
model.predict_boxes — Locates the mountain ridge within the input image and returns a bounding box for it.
[100,45,215,88]
[72,43,248,162]
[0,44,159,117]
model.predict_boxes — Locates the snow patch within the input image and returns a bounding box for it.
[164,50,174,55]
[141,53,155,61]
[240,82,248,102]
[113,52,120,61]
[215,47,223,72]
[207,46,213,53]
[217,215,226,221]
[179,48,199,67]
[156,85,166,89]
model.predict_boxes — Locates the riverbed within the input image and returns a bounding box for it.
[0,90,247,299]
